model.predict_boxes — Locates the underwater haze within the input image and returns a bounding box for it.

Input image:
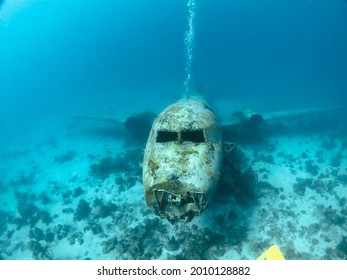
[0,0,347,260]
[1,0,347,118]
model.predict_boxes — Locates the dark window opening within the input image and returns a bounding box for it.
[181,130,205,143]
[156,130,178,143]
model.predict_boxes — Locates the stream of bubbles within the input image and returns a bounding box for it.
[182,0,197,98]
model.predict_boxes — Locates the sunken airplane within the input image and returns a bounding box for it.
[142,97,339,222]
[64,95,340,223]
[142,97,223,222]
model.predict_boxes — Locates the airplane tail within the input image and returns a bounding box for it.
[181,91,190,99]
[181,91,208,105]
[182,83,205,100]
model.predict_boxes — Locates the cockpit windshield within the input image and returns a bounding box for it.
[181,129,205,143]
[156,129,205,143]
[156,131,179,143]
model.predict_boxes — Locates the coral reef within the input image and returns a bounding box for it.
[39,192,51,205]
[27,240,53,260]
[73,187,84,198]
[321,137,336,151]
[54,151,77,163]
[92,198,117,219]
[323,206,344,226]
[336,236,347,259]
[102,236,118,254]
[293,178,312,196]
[171,225,224,259]
[255,181,280,199]
[55,224,73,240]
[305,160,319,176]
[74,199,91,221]
[90,157,119,179]
[17,203,40,227]
[330,152,342,167]
[10,171,36,186]
[218,145,257,207]
[337,174,347,185]
[0,211,9,235]
[27,226,55,259]
[89,148,142,181]
[111,218,166,259]
[325,236,347,259]
[258,153,274,164]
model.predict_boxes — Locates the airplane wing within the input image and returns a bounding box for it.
[261,106,341,122]
[61,111,157,141]
[61,105,341,136]
[60,114,124,124]
[220,106,341,128]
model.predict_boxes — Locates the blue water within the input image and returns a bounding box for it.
[1,0,347,117]
[0,0,347,260]
[194,0,347,110]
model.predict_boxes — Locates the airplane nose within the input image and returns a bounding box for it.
[149,180,207,223]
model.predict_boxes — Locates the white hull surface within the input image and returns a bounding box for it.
[142,98,223,222]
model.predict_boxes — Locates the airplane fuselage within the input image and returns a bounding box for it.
[142,98,223,222]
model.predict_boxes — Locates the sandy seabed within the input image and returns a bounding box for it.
[0,112,346,260]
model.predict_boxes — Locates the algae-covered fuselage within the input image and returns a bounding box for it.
[142,98,223,222]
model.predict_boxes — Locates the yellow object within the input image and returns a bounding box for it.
[257,245,285,260]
